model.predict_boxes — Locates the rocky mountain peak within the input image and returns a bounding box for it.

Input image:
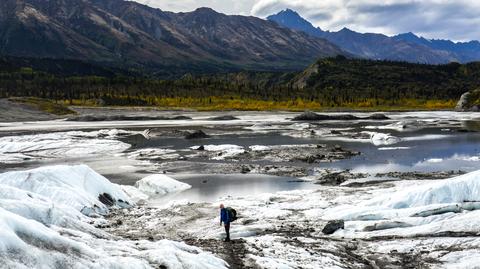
[0,0,346,76]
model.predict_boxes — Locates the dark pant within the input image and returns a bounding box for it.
[224,223,230,241]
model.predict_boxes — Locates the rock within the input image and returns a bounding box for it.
[334,114,361,120]
[293,111,331,121]
[209,115,239,121]
[172,115,193,120]
[375,170,465,181]
[315,170,367,186]
[456,90,480,112]
[456,91,472,111]
[368,113,390,120]
[240,166,251,174]
[292,111,360,121]
[316,172,347,185]
[98,193,115,207]
[322,220,345,235]
[196,145,205,151]
[185,130,210,139]
[68,115,193,121]
[293,111,391,121]
[305,155,317,163]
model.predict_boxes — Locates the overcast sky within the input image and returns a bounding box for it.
[134,0,480,41]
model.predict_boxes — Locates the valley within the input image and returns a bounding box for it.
[2,109,480,268]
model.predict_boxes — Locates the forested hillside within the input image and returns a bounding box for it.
[1,56,479,110]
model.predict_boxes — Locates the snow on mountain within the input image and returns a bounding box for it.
[268,9,480,64]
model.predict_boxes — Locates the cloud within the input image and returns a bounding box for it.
[133,0,480,41]
[134,0,257,15]
[251,0,480,41]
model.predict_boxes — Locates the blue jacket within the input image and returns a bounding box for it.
[220,208,230,224]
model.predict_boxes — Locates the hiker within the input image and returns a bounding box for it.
[219,204,231,242]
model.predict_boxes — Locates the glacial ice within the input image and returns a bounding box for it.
[135,174,192,196]
[367,132,402,146]
[0,165,132,215]
[190,144,245,160]
[366,169,480,209]
[0,165,227,269]
[0,129,131,164]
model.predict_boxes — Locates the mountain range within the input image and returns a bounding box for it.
[0,0,344,76]
[268,9,480,64]
[0,0,479,77]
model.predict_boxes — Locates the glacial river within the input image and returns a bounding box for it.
[1,110,480,202]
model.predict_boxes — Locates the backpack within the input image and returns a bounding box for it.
[226,207,237,222]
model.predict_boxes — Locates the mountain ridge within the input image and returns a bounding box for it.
[0,0,346,76]
[268,9,480,64]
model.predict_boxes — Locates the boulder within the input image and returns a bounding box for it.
[98,193,115,206]
[322,220,345,234]
[368,113,390,120]
[456,92,471,111]
[209,115,239,121]
[293,111,360,121]
[456,90,480,112]
[240,166,251,174]
[185,130,210,139]
[293,111,387,121]
[293,111,329,121]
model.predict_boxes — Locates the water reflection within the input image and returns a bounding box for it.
[148,174,315,204]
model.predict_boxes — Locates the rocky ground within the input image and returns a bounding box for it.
[102,176,477,269]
